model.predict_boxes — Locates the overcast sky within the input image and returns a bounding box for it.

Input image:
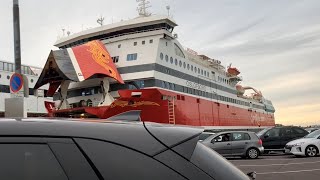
[1,0,319,125]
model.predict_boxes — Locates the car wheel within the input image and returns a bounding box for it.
[305,145,318,157]
[247,148,259,159]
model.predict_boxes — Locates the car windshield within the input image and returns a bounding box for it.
[304,129,320,138]
[256,128,271,136]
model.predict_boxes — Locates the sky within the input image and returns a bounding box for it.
[0,0,319,125]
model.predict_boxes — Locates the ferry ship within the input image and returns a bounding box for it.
[0,60,50,117]
[34,1,275,128]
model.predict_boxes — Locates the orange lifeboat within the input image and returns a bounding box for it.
[227,67,240,76]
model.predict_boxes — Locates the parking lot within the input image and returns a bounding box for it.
[229,154,320,180]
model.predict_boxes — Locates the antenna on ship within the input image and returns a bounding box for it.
[166,5,170,17]
[136,0,151,17]
[97,15,105,26]
[62,28,65,37]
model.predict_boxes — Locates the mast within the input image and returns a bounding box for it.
[136,0,151,17]
[13,0,21,74]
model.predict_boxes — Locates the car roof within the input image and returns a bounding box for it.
[0,118,203,157]
[214,131,255,135]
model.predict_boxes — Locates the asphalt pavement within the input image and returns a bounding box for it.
[229,154,320,180]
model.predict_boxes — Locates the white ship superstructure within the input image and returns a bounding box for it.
[0,60,50,116]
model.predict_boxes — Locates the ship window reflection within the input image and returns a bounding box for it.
[160,53,164,60]
[170,57,173,64]
[175,59,178,65]
[165,55,169,62]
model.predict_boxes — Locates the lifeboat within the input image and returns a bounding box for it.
[227,67,240,76]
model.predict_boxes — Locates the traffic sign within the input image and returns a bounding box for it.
[10,73,24,93]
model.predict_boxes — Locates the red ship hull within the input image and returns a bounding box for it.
[51,88,275,127]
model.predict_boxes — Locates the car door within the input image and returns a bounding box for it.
[261,128,281,150]
[208,133,232,155]
[280,127,293,148]
[231,132,249,155]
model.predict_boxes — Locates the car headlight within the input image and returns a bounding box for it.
[292,142,305,147]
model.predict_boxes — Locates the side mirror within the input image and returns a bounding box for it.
[247,172,257,180]
[211,139,216,144]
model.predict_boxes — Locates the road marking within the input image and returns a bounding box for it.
[257,168,320,175]
[238,160,320,167]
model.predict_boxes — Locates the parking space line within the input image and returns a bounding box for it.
[257,168,320,175]
[238,160,320,167]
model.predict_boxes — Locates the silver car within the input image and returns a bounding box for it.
[201,131,264,159]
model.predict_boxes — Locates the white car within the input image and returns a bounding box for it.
[285,129,320,157]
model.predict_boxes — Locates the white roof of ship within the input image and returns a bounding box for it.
[54,15,178,47]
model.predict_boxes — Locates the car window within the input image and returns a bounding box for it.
[281,128,292,136]
[232,133,244,141]
[214,133,231,142]
[244,133,251,140]
[265,128,280,137]
[199,133,214,141]
[75,138,185,180]
[0,144,68,180]
[292,127,306,134]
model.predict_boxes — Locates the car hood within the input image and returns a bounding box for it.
[287,138,316,145]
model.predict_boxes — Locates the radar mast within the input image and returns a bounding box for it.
[136,0,151,17]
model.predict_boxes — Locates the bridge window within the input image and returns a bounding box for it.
[174,43,185,58]
[142,40,145,45]
[149,39,153,43]
[160,53,164,60]
[175,59,178,66]
[118,44,121,48]
[134,42,137,46]
[179,60,182,67]
[191,65,193,71]
[127,53,138,61]
[165,55,169,62]
[183,62,186,69]
[170,57,173,64]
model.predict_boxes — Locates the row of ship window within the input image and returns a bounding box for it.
[0,74,34,83]
[160,80,265,109]
[117,39,154,49]
[160,53,210,78]
[111,53,138,63]
[0,85,46,96]
[112,39,154,63]
[0,62,36,75]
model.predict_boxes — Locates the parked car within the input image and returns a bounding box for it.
[285,129,320,157]
[0,118,252,180]
[198,132,215,141]
[257,126,308,153]
[201,131,264,159]
[305,127,320,134]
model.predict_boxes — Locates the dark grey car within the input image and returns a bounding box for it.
[201,131,264,159]
[0,118,251,180]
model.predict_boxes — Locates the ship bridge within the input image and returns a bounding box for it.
[55,15,177,49]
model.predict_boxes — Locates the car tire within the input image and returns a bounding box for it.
[305,145,318,157]
[247,148,259,159]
